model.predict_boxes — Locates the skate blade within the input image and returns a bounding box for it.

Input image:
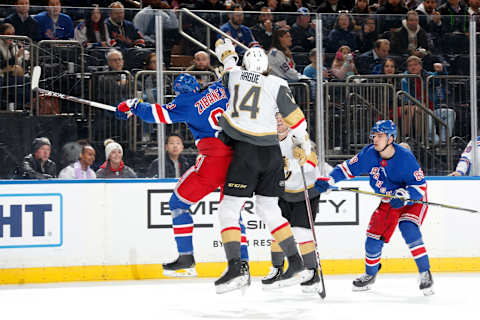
[270,270,309,289]
[422,287,434,296]
[352,284,372,292]
[163,267,197,278]
[301,282,320,294]
[215,275,250,294]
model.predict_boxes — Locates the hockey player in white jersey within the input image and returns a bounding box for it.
[448,136,480,176]
[262,113,331,293]
[213,40,311,294]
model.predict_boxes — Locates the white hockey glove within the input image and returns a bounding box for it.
[215,38,238,69]
[292,134,311,166]
[390,188,410,209]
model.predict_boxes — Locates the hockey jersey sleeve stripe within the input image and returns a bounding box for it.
[340,161,355,179]
[283,108,305,128]
[153,104,172,124]
[406,184,426,200]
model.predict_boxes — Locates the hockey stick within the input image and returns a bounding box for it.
[299,165,326,299]
[318,179,478,214]
[31,66,116,112]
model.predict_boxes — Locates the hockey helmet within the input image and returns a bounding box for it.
[243,47,269,74]
[370,120,397,140]
[173,73,200,95]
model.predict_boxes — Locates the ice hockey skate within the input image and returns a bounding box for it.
[261,265,283,290]
[300,268,320,293]
[215,258,250,294]
[352,272,378,291]
[269,253,308,289]
[419,270,434,296]
[162,254,197,277]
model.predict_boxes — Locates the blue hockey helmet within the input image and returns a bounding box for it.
[370,120,397,140]
[173,73,200,95]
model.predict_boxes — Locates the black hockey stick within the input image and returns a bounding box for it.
[31,66,116,112]
[300,165,326,299]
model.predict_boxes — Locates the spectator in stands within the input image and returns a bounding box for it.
[357,38,390,75]
[400,55,451,141]
[376,0,409,37]
[96,139,137,178]
[133,0,179,46]
[186,51,216,87]
[390,11,432,58]
[4,0,41,42]
[219,4,258,56]
[330,45,358,81]
[105,1,145,49]
[0,23,29,111]
[251,6,276,51]
[106,48,125,73]
[303,48,331,80]
[97,49,130,107]
[290,7,315,52]
[351,0,372,32]
[74,5,111,48]
[438,0,468,34]
[356,16,378,53]
[58,144,96,179]
[146,134,193,178]
[415,0,442,38]
[18,137,56,179]
[268,28,307,81]
[326,12,358,53]
[34,0,74,40]
[316,0,350,32]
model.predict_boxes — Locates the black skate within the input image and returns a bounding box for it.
[162,254,197,277]
[419,270,434,296]
[261,264,283,290]
[241,260,251,286]
[274,253,307,288]
[353,263,381,291]
[215,258,250,294]
[300,268,320,293]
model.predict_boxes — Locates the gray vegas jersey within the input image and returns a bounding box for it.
[220,69,306,146]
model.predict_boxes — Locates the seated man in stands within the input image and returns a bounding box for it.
[58,144,96,179]
[290,7,315,52]
[18,137,56,179]
[185,51,217,86]
[5,0,41,41]
[34,0,74,40]
[356,39,390,75]
[105,1,145,49]
[219,4,258,56]
[147,134,193,178]
[251,6,276,51]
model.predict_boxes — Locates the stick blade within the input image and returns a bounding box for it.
[32,66,41,91]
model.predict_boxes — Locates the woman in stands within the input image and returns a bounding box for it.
[74,4,111,48]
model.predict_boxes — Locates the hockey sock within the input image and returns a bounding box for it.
[299,241,317,269]
[399,221,430,272]
[365,236,384,275]
[221,226,241,261]
[239,215,249,262]
[293,227,317,269]
[271,222,298,257]
[171,208,194,255]
[270,240,285,267]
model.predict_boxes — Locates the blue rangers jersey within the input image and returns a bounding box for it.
[328,143,427,201]
[132,81,229,144]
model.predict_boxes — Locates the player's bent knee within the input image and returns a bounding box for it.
[398,220,422,243]
[218,195,245,228]
[169,193,191,211]
[292,227,313,243]
[255,195,286,230]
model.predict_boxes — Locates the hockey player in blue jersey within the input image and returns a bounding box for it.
[315,120,434,296]
[115,74,249,277]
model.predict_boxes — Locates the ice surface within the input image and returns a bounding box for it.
[1,273,478,320]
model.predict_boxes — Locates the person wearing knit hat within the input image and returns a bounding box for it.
[96,138,137,178]
[18,137,57,179]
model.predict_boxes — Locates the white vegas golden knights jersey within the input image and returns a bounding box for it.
[219,69,306,146]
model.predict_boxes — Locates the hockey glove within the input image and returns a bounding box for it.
[315,177,335,194]
[215,38,238,69]
[390,188,410,209]
[292,134,311,166]
[115,99,140,120]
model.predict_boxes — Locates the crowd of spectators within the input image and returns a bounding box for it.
[0,0,479,178]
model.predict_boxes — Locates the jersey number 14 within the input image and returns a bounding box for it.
[231,84,261,119]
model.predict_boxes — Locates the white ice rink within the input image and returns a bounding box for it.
[1,273,478,320]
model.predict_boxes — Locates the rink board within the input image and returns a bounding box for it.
[0,177,479,284]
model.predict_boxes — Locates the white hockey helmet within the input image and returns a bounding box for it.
[243,47,269,73]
